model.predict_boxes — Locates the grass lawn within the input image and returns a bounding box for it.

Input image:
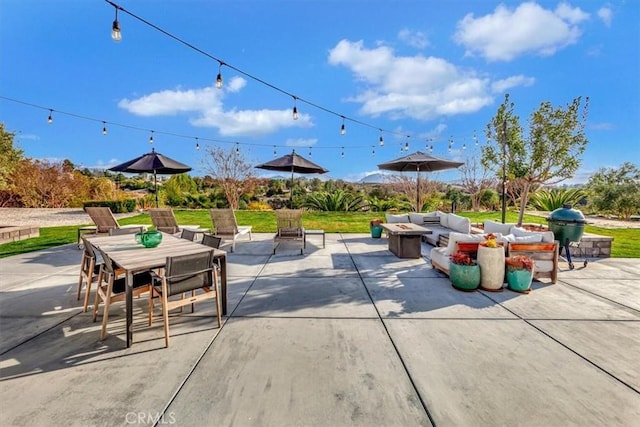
[1,210,638,258]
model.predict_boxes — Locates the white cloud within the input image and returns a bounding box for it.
[329,39,532,120]
[285,138,318,147]
[491,75,536,93]
[454,2,590,61]
[118,78,313,137]
[398,28,430,49]
[597,6,613,27]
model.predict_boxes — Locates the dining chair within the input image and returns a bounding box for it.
[209,208,252,252]
[93,246,153,341]
[201,233,222,249]
[148,250,221,347]
[109,226,144,236]
[180,228,198,242]
[77,236,102,312]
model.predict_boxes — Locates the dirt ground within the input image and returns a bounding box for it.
[1,208,639,229]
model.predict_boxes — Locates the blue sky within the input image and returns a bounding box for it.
[1,0,638,184]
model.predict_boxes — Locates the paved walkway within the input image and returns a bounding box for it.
[0,234,639,426]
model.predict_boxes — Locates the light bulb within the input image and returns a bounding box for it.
[216,72,223,89]
[379,135,384,146]
[293,106,299,120]
[111,20,121,42]
[47,110,53,124]
[102,122,107,135]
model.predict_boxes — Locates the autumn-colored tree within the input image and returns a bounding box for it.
[483,94,589,225]
[201,146,257,209]
[0,123,24,201]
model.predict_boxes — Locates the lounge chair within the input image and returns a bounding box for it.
[273,209,305,255]
[149,208,207,235]
[82,206,147,241]
[209,208,252,252]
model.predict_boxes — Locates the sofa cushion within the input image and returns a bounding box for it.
[447,214,471,234]
[484,220,513,235]
[511,226,554,243]
[429,246,450,272]
[385,213,410,223]
[409,213,442,225]
[424,225,449,246]
[446,232,489,254]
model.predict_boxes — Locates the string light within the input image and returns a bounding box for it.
[235,142,240,153]
[216,61,223,89]
[292,97,299,120]
[473,130,478,146]
[273,145,277,157]
[102,121,108,135]
[111,6,121,42]
[47,109,53,124]
[195,137,200,150]
[341,147,344,158]
[4,95,486,167]
[340,116,346,135]
[308,147,312,158]
[372,146,376,156]
[379,130,384,146]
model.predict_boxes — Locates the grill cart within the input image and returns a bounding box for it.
[547,204,588,270]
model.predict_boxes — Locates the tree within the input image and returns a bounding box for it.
[164,174,197,206]
[459,150,496,211]
[586,162,640,220]
[483,94,589,225]
[0,123,24,193]
[201,145,257,210]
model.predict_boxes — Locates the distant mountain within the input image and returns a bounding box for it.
[358,173,392,184]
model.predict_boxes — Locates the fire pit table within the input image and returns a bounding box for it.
[380,223,432,258]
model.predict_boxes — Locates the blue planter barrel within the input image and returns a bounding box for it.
[371,225,383,238]
[450,263,481,291]
[506,269,533,292]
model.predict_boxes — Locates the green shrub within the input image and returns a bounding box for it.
[83,199,137,213]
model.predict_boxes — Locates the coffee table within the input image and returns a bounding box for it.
[380,223,432,258]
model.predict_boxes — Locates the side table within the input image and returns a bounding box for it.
[304,229,325,248]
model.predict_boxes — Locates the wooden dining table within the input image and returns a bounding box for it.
[86,233,227,348]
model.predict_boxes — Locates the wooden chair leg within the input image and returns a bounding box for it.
[100,279,114,340]
[77,253,86,300]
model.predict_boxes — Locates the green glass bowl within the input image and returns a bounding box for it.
[139,231,163,248]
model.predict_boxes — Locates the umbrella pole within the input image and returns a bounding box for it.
[290,167,294,209]
[416,167,420,212]
[154,171,159,208]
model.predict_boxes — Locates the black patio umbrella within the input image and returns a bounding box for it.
[108,148,192,207]
[255,150,329,208]
[378,151,464,211]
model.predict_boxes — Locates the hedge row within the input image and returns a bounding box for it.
[83,199,137,213]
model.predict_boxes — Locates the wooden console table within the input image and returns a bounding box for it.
[380,223,432,258]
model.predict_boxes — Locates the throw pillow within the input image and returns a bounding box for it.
[385,213,410,223]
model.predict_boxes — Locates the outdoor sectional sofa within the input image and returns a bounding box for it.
[430,220,559,283]
[385,211,471,247]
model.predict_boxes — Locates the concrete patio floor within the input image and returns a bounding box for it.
[0,233,639,426]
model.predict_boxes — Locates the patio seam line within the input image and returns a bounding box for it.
[341,232,438,427]
[561,281,640,314]
[154,256,272,422]
[481,284,640,395]
[0,309,84,356]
